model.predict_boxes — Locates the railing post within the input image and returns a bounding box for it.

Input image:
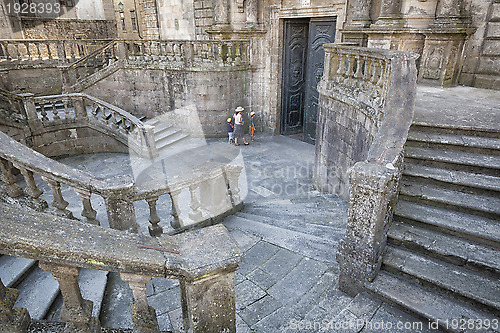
[19,93,42,130]
[0,278,30,333]
[142,124,158,159]
[73,95,87,120]
[336,162,399,296]
[224,166,243,207]
[180,270,237,333]
[0,159,23,198]
[104,193,138,233]
[120,273,160,333]
[39,262,101,333]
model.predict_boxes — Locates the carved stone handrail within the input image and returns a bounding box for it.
[315,44,419,296]
[0,203,241,332]
[0,39,112,67]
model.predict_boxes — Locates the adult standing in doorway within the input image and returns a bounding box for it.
[234,106,249,146]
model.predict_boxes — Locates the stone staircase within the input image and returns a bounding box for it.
[367,124,500,331]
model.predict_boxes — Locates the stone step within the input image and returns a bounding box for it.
[156,132,189,151]
[241,206,347,228]
[388,221,500,275]
[407,128,500,152]
[0,255,37,287]
[153,122,174,136]
[474,74,500,90]
[14,265,60,320]
[400,178,500,219]
[79,269,109,318]
[367,271,500,333]
[383,246,500,311]
[155,127,182,143]
[235,212,346,239]
[223,215,342,264]
[395,200,500,248]
[403,162,500,192]
[404,146,500,171]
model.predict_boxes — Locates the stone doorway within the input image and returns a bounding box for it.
[280,17,336,144]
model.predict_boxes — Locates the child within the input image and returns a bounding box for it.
[249,111,256,141]
[227,117,234,144]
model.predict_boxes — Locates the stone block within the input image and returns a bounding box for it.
[481,40,500,56]
[486,22,500,38]
[491,3,500,21]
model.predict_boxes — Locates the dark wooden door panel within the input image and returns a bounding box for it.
[304,18,336,144]
[281,20,308,134]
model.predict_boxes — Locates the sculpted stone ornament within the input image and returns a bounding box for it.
[0,278,30,333]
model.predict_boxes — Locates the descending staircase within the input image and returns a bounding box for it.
[368,124,500,331]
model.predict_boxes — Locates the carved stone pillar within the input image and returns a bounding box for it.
[0,278,30,333]
[371,0,403,28]
[120,273,160,333]
[214,0,229,25]
[336,162,399,296]
[104,196,138,233]
[180,270,237,333]
[39,263,101,333]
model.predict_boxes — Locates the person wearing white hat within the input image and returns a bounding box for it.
[233,106,249,145]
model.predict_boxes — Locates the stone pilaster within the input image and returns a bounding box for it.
[180,270,237,333]
[371,0,403,28]
[432,0,464,28]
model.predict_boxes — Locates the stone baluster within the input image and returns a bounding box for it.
[364,57,374,82]
[336,54,345,76]
[0,278,31,333]
[2,43,11,61]
[183,42,194,67]
[214,0,229,25]
[354,55,363,79]
[180,269,237,333]
[120,273,160,333]
[74,187,98,223]
[235,43,242,65]
[225,166,242,206]
[16,166,43,199]
[45,42,52,59]
[169,190,183,229]
[377,61,387,86]
[42,176,74,218]
[56,40,66,61]
[39,263,101,332]
[345,54,355,78]
[73,95,87,120]
[188,184,203,221]
[52,101,60,120]
[0,159,23,198]
[372,0,403,28]
[217,43,225,66]
[23,42,31,61]
[146,196,163,236]
[35,43,42,60]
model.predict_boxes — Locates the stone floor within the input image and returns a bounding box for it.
[50,132,439,332]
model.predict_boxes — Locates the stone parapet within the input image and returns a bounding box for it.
[0,203,241,332]
[314,44,418,295]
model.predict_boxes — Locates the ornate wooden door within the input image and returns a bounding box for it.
[281,20,308,135]
[304,18,336,144]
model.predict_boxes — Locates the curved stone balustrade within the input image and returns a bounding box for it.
[0,203,241,332]
[0,39,112,67]
[314,44,419,296]
[60,39,249,92]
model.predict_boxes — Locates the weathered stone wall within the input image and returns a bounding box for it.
[315,97,375,198]
[32,125,128,157]
[21,18,116,39]
[1,68,63,96]
[83,67,249,137]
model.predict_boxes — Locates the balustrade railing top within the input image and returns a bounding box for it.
[0,39,112,66]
